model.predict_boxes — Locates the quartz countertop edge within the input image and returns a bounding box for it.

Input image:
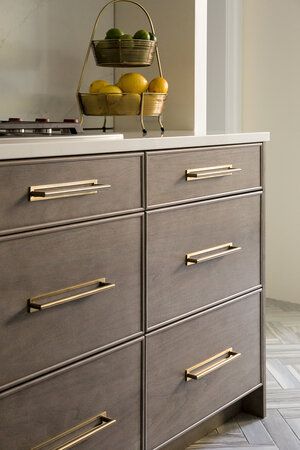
[0,131,270,160]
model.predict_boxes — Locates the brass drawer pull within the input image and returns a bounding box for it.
[186,242,242,266]
[185,164,242,181]
[31,411,116,450]
[185,348,241,381]
[28,278,115,313]
[29,179,111,201]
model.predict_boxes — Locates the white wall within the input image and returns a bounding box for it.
[0,0,113,126]
[207,0,227,133]
[243,0,300,303]
[114,0,207,132]
[207,0,242,134]
[0,0,208,132]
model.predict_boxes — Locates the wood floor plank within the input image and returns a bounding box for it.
[187,446,278,449]
[262,409,300,450]
[191,421,246,446]
[267,369,282,390]
[267,360,300,388]
[267,344,300,359]
[190,436,247,446]
[267,389,300,409]
[279,409,300,419]
[285,419,300,440]
[268,322,299,344]
[287,365,300,383]
[236,412,274,445]
[216,419,241,433]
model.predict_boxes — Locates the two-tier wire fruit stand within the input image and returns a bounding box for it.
[77,0,167,134]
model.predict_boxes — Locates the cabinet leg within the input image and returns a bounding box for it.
[242,385,266,418]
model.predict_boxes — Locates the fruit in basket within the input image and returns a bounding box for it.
[120,34,133,40]
[89,79,109,94]
[108,93,141,116]
[117,73,148,94]
[148,77,169,94]
[133,29,150,40]
[105,28,124,39]
[149,32,157,41]
[98,85,123,95]
[120,34,134,48]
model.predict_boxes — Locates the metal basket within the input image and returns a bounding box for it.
[76,0,166,134]
[92,39,156,67]
[78,92,166,130]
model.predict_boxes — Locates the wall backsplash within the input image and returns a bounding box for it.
[114,0,196,132]
[0,0,113,126]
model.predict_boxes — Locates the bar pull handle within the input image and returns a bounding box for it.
[186,242,242,266]
[31,411,116,450]
[186,164,242,181]
[29,179,111,201]
[28,278,115,313]
[185,348,241,381]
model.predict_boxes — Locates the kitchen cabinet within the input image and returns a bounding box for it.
[0,134,267,449]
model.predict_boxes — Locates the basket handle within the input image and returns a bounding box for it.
[76,0,164,118]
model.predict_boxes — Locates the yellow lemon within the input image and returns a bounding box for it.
[89,79,109,94]
[148,77,169,94]
[98,85,123,95]
[117,73,148,94]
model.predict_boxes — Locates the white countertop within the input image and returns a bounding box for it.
[0,131,270,160]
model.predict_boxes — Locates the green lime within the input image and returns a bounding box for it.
[105,28,124,39]
[133,29,150,40]
[120,34,133,40]
[149,32,157,42]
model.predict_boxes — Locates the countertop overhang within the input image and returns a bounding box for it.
[0,131,270,160]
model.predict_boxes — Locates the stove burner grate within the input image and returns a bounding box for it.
[0,118,83,136]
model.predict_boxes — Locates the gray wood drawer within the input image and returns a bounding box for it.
[0,153,143,234]
[0,339,142,450]
[146,145,261,207]
[146,293,261,450]
[147,193,261,329]
[0,214,143,391]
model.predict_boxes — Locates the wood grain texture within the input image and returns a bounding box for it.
[0,153,143,234]
[0,214,143,390]
[0,143,266,450]
[146,145,261,207]
[185,299,300,449]
[146,293,261,450]
[262,410,300,450]
[147,193,261,328]
[0,339,142,450]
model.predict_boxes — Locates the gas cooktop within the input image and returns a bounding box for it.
[0,118,84,137]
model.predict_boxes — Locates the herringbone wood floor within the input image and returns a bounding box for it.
[186,298,300,449]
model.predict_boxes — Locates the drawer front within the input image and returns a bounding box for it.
[147,145,261,207]
[0,340,142,450]
[0,214,142,390]
[146,293,261,450]
[0,154,143,233]
[147,193,261,328]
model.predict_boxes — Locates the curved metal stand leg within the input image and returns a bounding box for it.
[140,112,147,135]
[158,115,165,134]
[140,94,147,135]
[102,116,107,133]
